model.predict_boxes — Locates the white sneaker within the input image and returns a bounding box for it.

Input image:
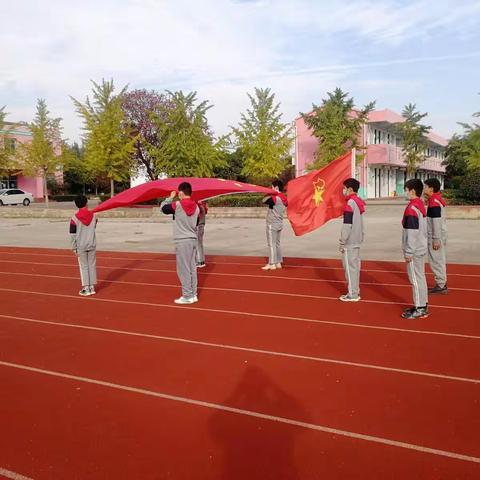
[79,288,90,296]
[275,263,282,269]
[192,296,198,303]
[174,296,195,304]
[89,286,97,295]
[261,264,276,271]
[339,294,361,302]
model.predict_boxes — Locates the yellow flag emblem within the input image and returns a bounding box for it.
[312,178,326,206]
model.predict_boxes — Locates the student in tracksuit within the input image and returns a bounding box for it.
[196,201,208,268]
[261,180,288,271]
[424,178,448,295]
[161,182,200,304]
[339,178,365,302]
[401,179,429,319]
[69,195,97,296]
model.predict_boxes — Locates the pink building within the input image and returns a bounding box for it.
[295,109,447,199]
[0,122,61,199]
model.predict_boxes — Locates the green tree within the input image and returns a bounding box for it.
[444,134,469,188]
[232,87,293,184]
[301,88,375,168]
[0,106,14,175]
[395,103,431,175]
[458,109,480,171]
[213,147,247,182]
[20,99,62,205]
[72,79,136,197]
[149,90,226,177]
[61,142,91,194]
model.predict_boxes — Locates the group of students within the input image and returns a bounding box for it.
[335,176,447,319]
[69,176,447,318]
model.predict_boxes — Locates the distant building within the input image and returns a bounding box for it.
[0,121,62,198]
[294,108,447,198]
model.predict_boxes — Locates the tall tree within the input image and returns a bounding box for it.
[61,141,91,194]
[395,103,431,175]
[444,134,469,187]
[213,147,247,182]
[149,90,226,177]
[72,79,136,197]
[0,106,14,175]
[122,89,174,181]
[301,88,375,168]
[457,108,480,171]
[233,87,293,183]
[20,99,62,205]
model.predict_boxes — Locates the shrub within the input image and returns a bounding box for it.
[51,195,78,202]
[451,176,464,189]
[459,169,480,202]
[207,194,265,207]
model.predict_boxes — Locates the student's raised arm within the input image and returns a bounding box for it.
[161,191,177,215]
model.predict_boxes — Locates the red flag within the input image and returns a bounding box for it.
[287,151,353,236]
[92,177,275,213]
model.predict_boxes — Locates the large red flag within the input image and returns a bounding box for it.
[287,151,353,236]
[92,177,275,213]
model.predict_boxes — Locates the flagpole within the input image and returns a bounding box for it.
[351,148,356,178]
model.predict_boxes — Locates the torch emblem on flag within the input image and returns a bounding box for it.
[312,178,326,206]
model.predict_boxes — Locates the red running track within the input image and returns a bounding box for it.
[0,246,479,479]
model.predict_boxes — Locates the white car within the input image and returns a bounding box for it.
[0,188,34,206]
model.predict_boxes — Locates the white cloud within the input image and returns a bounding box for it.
[1,0,479,141]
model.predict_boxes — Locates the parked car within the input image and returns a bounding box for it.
[0,188,34,206]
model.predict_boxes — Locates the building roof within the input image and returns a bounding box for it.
[296,108,448,147]
[367,109,447,146]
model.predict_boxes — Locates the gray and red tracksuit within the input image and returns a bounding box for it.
[161,198,200,299]
[197,201,208,263]
[263,193,288,264]
[402,198,428,308]
[339,194,365,298]
[427,193,447,288]
[69,207,97,287]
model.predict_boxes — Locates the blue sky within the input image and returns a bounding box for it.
[1,0,479,142]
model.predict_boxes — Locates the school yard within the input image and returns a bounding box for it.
[0,209,479,479]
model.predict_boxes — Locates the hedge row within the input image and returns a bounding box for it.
[50,195,78,202]
[95,193,266,207]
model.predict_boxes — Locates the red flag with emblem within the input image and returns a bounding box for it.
[92,178,275,213]
[287,151,353,236]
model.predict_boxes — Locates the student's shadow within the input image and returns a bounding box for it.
[98,259,140,290]
[208,366,310,480]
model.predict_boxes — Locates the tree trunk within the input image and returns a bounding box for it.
[43,174,49,207]
[110,178,114,198]
[83,184,86,195]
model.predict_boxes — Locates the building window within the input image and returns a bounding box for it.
[0,176,18,189]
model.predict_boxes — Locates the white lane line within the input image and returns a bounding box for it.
[0,250,478,277]
[1,360,479,465]
[0,467,34,480]
[0,259,478,292]
[0,272,478,313]
[2,314,478,384]
[1,287,479,341]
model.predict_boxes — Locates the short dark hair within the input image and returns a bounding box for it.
[405,179,423,197]
[74,195,88,208]
[272,180,284,192]
[178,182,192,196]
[343,178,360,193]
[424,178,441,192]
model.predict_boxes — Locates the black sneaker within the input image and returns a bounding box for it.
[429,284,448,295]
[402,306,430,319]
